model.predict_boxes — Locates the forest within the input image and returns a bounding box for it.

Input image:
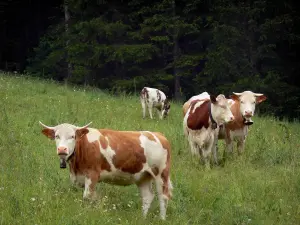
[1,0,300,119]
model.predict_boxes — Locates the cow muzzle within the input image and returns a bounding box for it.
[60,158,67,168]
[244,111,253,118]
[57,147,68,169]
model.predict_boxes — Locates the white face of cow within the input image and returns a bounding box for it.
[211,94,235,125]
[54,124,77,158]
[39,121,92,168]
[230,91,267,122]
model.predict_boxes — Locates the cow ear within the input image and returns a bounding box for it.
[210,95,217,104]
[42,128,55,140]
[229,94,239,101]
[256,95,267,104]
[75,128,89,139]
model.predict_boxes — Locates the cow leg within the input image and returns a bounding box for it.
[137,179,154,218]
[141,100,147,119]
[157,108,163,120]
[223,134,234,160]
[147,103,154,119]
[83,176,97,200]
[154,175,170,220]
[237,137,246,155]
[202,141,214,170]
[188,136,198,156]
[200,148,211,170]
[212,136,219,165]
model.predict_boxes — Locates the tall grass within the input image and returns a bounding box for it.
[0,74,300,225]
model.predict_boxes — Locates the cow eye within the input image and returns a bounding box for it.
[241,101,244,104]
[55,135,60,139]
[253,101,256,104]
[71,135,75,139]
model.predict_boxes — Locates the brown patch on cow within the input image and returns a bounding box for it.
[187,100,210,130]
[69,134,112,177]
[142,132,157,142]
[140,87,149,100]
[151,167,159,176]
[41,128,55,140]
[99,135,108,149]
[75,128,89,140]
[157,90,162,102]
[99,130,147,174]
[229,94,239,102]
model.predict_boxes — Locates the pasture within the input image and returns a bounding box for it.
[0,73,300,225]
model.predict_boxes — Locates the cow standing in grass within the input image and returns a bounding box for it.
[183,94,234,169]
[140,87,170,119]
[39,121,173,220]
[218,91,267,156]
[183,90,267,157]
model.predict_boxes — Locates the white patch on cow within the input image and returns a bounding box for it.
[139,132,167,172]
[83,177,92,199]
[98,135,116,170]
[188,92,210,102]
[86,128,101,143]
[191,101,203,114]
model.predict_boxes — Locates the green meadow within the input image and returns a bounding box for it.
[0,73,300,225]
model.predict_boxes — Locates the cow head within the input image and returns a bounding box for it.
[39,121,92,168]
[210,94,235,125]
[230,91,267,125]
[162,98,171,119]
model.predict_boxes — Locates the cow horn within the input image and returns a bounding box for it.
[254,93,264,97]
[39,121,56,129]
[77,122,92,129]
[232,92,242,96]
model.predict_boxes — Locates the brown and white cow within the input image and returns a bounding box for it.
[183,94,234,169]
[140,87,170,119]
[183,91,267,157]
[39,121,173,220]
[218,91,267,156]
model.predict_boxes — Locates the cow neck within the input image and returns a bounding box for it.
[66,140,79,163]
[66,148,76,162]
[208,101,217,129]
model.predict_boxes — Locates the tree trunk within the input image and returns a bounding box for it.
[172,0,181,100]
[64,0,72,83]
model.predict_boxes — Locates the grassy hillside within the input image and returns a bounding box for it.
[0,74,300,225]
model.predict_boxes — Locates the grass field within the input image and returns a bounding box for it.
[0,73,300,225]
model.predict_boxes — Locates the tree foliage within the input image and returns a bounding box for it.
[26,0,300,119]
